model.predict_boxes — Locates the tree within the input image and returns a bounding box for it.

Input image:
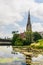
[12,31,23,46]
[33,32,42,42]
[12,31,19,45]
[12,34,19,45]
[14,37,23,46]
[25,31,32,45]
[12,30,33,46]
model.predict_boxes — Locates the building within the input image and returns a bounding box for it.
[20,11,32,38]
[26,11,32,31]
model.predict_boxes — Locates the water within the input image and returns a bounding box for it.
[0,46,43,65]
[32,54,43,65]
[0,46,26,65]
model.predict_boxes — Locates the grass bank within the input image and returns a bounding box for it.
[30,39,43,49]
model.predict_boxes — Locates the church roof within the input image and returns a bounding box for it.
[20,33,25,38]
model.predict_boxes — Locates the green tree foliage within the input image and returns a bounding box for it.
[33,32,42,42]
[12,31,23,46]
[12,33,19,45]
[12,31,32,46]
[25,31,32,45]
[14,37,23,46]
[12,31,42,46]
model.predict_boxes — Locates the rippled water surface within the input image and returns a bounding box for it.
[0,46,26,65]
[32,54,43,65]
[0,46,43,65]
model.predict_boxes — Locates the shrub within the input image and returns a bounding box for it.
[33,32,42,42]
[30,39,43,49]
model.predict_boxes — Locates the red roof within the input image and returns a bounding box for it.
[20,33,25,38]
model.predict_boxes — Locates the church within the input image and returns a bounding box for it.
[20,11,32,38]
[20,11,43,39]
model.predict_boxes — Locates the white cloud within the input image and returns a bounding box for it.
[14,23,25,33]
[32,23,43,32]
[0,32,12,38]
[31,3,43,20]
[0,0,43,25]
[0,0,43,38]
[0,0,38,25]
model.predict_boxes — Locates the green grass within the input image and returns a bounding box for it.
[30,39,43,49]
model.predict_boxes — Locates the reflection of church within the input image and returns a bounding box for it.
[20,11,32,38]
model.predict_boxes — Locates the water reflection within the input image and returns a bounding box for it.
[0,46,26,65]
[0,46,43,65]
[32,54,43,65]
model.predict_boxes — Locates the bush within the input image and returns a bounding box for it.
[30,39,43,49]
[14,40,23,46]
[33,32,42,42]
[12,32,23,46]
[12,34,19,45]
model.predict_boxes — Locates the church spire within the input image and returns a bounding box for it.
[26,11,32,31]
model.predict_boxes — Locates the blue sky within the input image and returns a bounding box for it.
[35,0,43,3]
[0,0,43,38]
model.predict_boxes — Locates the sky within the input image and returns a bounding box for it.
[0,0,43,38]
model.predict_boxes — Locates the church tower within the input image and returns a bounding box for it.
[26,11,32,31]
